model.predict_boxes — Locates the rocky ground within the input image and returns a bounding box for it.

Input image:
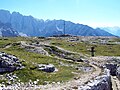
[1,56,119,90]
[0,37,120,90]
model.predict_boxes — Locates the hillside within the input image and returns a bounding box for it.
[0,9,114,37]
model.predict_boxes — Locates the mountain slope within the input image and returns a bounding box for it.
[0,9,114,37]
[0,21,19,37]
[0,10,43,36]
[42,20,114,36]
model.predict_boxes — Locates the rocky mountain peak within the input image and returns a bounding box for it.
[0,9,115,37]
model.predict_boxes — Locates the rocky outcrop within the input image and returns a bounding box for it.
[79,69,112,90]
[0,52,23,73]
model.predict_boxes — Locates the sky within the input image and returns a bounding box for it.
[0,0,120,28]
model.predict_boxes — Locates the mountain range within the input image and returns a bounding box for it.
[0,21,18,37]
[0,9,115,37]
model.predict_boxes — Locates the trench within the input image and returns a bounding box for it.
[104,64,120,90]
[79,63,120,90]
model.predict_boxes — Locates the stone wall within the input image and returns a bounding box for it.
[79,69,112,90]
[116,66,120,80]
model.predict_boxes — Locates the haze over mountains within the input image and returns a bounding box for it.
[100,27,120,37]
[0,9,115,37]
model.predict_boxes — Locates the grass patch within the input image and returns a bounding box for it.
[0,42,82,84]
[50,38,120,56]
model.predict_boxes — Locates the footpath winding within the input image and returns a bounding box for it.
[20,41,102,90]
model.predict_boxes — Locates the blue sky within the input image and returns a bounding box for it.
[0,0,120,27]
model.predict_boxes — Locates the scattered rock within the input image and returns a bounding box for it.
[38,64,56,72]
[76,66,93,72]
[43,81,49,85]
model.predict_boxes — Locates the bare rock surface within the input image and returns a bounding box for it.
[38,64,56,72]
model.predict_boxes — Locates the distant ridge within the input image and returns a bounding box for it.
[0,9,115,37]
